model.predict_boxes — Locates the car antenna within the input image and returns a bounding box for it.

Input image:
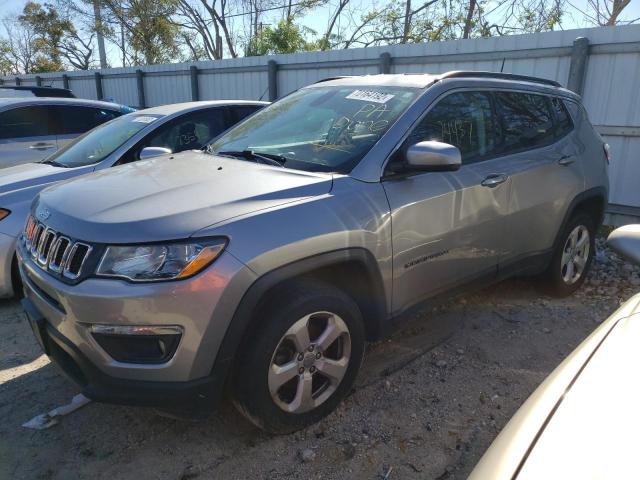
[500,58,506,73]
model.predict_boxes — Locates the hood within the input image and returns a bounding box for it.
[0,162,88,195]
[36,151,333,243]
[516,308,640,479]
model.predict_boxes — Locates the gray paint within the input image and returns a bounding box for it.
[17,74,608,386]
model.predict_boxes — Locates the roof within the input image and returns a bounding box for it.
[139,100,269,116]
[0,97,126,110]
[0,85,74,98]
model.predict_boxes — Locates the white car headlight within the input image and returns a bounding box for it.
[96,238,226,281]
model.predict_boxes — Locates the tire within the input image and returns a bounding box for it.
[231,278,365,434]
[541,212,595,297]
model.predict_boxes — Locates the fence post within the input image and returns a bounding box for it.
[136,69,146,108]
[15,77,21,86]
[62,74,70,90]
[379,52,392,74]
[35,75,42,86]
[267,59,278,101]
[567,37,589,95]
[94,72,103,100]
[190,65,199,101]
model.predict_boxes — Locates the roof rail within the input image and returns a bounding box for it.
[439,71,561,88]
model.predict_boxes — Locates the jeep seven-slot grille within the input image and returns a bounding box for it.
[23,215,92,279]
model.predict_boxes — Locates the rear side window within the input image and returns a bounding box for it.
[551,97,573,138]
[495,92,554,153]
[53,106,121,135]
[0,106,51,139]
[405,91,496,164]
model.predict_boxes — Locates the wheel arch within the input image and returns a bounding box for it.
[552,187,607,253]
[211,248,388,383]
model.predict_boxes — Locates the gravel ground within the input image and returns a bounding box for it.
[1,236,639,480]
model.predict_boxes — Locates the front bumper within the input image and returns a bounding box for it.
[17,243,256,407]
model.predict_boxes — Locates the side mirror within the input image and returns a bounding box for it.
[607,224,640,266]
[139,146,172,160]
[404,141,461,172]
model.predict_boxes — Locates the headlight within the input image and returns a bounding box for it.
[96,238,226,281]
[0,209,10,221]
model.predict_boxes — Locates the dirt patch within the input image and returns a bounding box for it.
[1,237,639,480]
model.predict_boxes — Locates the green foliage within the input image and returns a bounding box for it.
[0,40,14,76]
[246,20,319,56]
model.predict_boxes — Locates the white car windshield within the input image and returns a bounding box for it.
[208,85,420,173]
[44,114,162,168]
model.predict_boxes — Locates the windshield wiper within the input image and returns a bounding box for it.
[217,150,287,167]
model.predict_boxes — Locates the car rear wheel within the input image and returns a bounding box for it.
[231,278,365,434]
[541,212,595,297]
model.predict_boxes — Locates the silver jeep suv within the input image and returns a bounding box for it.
[18,72,609,433]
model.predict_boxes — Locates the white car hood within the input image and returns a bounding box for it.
[517,307,640,479]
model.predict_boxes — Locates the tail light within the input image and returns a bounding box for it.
[603,143,611,165]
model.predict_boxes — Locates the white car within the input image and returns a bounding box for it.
[0,97,133,168]
[469,224,640,479]
[0,100,267,297]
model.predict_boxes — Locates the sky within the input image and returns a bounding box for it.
[2,0,639,68]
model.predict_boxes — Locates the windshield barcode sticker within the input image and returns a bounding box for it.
[132,116,157,123]
[346,90,395,104]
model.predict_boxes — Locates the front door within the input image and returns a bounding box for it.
[382,91,509,314]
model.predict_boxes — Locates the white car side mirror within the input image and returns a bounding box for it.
[607,224,640,266]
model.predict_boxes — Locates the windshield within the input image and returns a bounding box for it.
[45,114,162,168]
[208,85,420,173]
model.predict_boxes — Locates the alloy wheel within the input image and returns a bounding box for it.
[561,225,590,285]
[268,311,351,414]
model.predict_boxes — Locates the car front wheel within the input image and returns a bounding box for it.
[231,279,365,434]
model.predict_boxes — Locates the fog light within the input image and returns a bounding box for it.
[89,324,183,364]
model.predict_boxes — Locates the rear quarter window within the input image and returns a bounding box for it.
[551,97,573,138]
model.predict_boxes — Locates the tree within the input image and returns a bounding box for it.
[246,19,316,55]
[0,39,16,75]
[585,0,635,25]
[19,2,95,70]
[100,0,182,65]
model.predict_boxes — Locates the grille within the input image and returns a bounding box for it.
[22,215,92,279]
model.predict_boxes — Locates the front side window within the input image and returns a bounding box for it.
[53,106,121,134]
[45,114,162,168]
[404,91,496,164]
[0,106,51,139]
[495,92,554,153]
[208,86,420,173]
[140,109,227,155]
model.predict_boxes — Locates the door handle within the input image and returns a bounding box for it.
[481,174,508,188]
[29,143,55,150]
[557,155,575,166]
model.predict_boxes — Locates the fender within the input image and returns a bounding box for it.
[551,186,608,253]
[209,248,388,385]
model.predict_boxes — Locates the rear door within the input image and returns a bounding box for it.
[382,91,510,314]
[494,92,583,267]
[0,105,57,167]
[51,105,121,149]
